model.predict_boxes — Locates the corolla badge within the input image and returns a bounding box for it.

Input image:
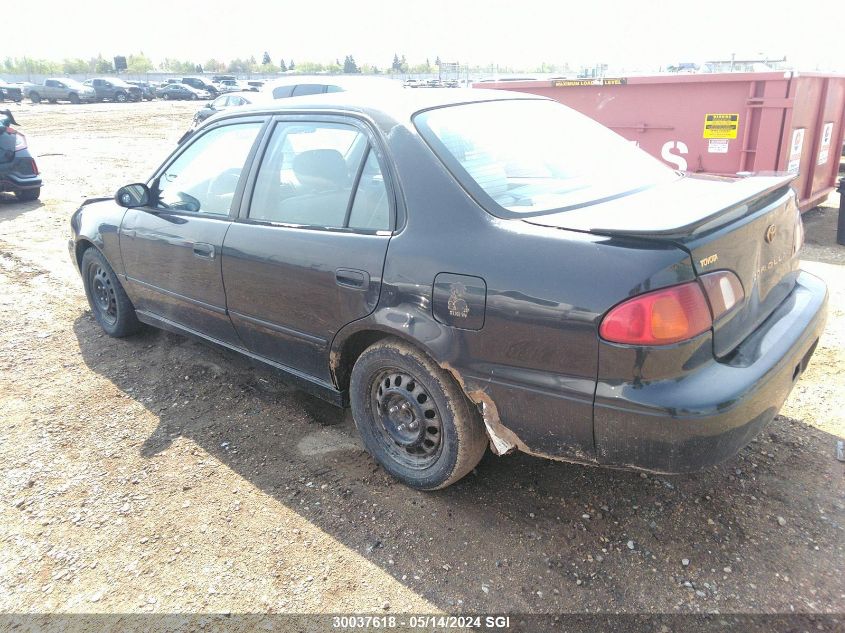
[447,283,470,318]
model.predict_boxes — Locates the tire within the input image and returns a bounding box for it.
[191,93,198,100]
[80,248,141,338]
[68,93,80,104]
[162,93,170,100]
[29,92,41,104]
[48,99,57,104]
[15,187,40,202]
[349,338,488,490]
[115,91,127,103]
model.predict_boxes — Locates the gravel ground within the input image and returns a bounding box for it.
[1,101,843,619]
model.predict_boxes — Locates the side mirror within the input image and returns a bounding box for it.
[115,183,151,208]
[205,102,213,108]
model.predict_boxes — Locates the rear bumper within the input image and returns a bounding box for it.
[0,162,42,193]
[593,271,828,473]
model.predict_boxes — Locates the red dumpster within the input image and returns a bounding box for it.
[475,72,845,212]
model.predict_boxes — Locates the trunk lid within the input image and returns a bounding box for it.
[523,174,802,357]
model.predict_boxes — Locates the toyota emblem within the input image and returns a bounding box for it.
[765,224,777,243]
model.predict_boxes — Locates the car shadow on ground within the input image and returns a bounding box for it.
[0,194,43,218]
[72,313,845,613]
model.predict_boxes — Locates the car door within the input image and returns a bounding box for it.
[119,118,266,345]
[222,116,394,381]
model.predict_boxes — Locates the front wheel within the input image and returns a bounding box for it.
[81,248,141,337]
[349,339,488,490]
[68,93,80,104]
[162,93,170,100]
[115,91,127,103]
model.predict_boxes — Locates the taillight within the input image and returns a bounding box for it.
[698,270,744,321]
[600,281,712,346]
[793,211,804,255]
[7,127,27,151]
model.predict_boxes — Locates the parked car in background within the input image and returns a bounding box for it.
[84,78,142,103]
[211,74,236,84]
[156,83,209,100]
[190,91,266,129]
[403,79,423,88]
[0,79,22,102]
[67,90,827,490]
[180,77,219,97]
[1,109,41,201]
[214,79,241,93]
[261,76,399,100]
[246,80,265,91]
[25,78,97,104]
[126,81,156,101]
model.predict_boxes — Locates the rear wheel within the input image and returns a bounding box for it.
[15,188,40,202]
[29,92,41,104]
[81,248,141,337]
[349,339,488,490]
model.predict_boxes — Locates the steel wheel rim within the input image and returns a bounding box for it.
[371,368,443,469]
[89,264,117,325]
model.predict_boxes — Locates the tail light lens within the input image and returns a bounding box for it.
[793,211,804,255]
[699,271,744,320]
[600,281,712,345]
[7,127,27,151]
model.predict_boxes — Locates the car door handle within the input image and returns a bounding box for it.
[335,268,369,289]
[192,243,215,259]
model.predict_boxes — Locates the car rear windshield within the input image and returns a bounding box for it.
[414,99,680,216]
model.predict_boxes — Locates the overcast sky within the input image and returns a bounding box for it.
[6,0,844,71]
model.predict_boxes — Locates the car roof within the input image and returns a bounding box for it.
[216,88,544,130]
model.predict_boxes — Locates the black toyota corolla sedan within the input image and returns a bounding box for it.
[68,90,827,490]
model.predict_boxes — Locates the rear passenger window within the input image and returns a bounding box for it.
[348,150,390,231]
[249,122,389,231]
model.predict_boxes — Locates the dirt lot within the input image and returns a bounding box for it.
[1,101,843,620]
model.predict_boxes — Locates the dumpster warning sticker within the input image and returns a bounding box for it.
[703,113,739,139]
[817,122,833,166]
[708,139,729,153]
[788,128,805,174]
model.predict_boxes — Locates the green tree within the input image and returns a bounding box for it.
[343,55,359,74]
[227,58,252,74]
[279,59,287,72]
[391,53,401,72]
[294,61,323,73]
[126,53,153,73]
[289,59,295,70]
[262,51,272,65]
[62,58,88,74]
[204,58,225,72]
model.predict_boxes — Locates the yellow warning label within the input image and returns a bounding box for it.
[703,113,739,139]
